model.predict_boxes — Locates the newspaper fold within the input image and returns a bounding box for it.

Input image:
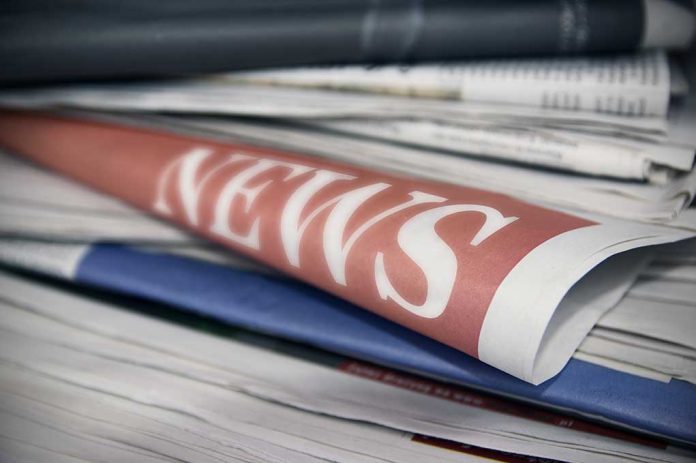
[0,110,692,384]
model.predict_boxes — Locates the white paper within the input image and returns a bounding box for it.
[0,239,88,278]
[599,296,696,350]
[308,118,694,182]
[572,351,673,383]
[579,333,696,384]
[0,79,668,135]
[630,278,696,306]
[0,151,198,243]
[644,262,696,281]
[232,51,672,117]
[1,271,692,463]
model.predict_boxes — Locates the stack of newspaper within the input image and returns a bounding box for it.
[1,39,696,463]
[2,49,696,226]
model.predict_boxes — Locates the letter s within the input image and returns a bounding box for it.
[374,205,517,318]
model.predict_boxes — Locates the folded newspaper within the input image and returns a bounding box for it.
[2,150,695,386]
[0,110,693,385]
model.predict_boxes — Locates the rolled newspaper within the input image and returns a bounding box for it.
[0,110,691,383]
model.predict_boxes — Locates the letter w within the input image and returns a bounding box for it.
[280,170,445,285]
